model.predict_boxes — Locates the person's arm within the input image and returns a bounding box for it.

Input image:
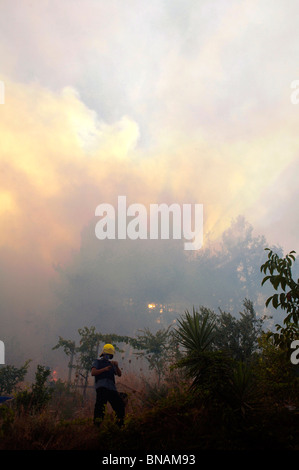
[91,365,112,376]
[111,361,122,377]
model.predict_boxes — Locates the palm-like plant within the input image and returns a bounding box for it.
[174,307,216,354]
[174,307,260,412]
[174,308,218,390]
[227,361,259,416]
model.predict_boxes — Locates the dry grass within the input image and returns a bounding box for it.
[1,370,298,451]
[0,372,156,450]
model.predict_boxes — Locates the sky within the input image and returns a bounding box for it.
[0,0,298,370]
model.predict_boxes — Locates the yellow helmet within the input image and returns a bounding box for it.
[101,343,115,356]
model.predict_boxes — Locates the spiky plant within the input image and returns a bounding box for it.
[174,307,216,354]
[227,361,259,416]
[173,308,220,391]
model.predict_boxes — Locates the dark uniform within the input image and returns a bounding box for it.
[92,356,125,426]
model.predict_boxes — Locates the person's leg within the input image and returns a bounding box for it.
[94,387,108,425]
[108,390,125,427]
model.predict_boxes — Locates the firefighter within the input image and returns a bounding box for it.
[91,343,125,427]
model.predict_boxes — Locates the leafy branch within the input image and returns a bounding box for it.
[260,248,299,325]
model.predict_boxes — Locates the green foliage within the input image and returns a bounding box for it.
[0,360,30,395]
[227,361,259,416]
[14,365,52,414]
[48,379,85,420]
[214,299,265,361]
[133,326,176,384]
[174,301,264,363]
[52,337,76,356]
[53,326,137,397]
[174,307,216,354]
[174,308,233,405]
[255,333,299,405]
[261,249,299,324]
[177,350,233,399]
[261,248,299,349]
[173,303,270,418]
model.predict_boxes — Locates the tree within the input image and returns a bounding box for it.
[261,248,299,346]
[75,326,101,400]
[213,299,265,361]
[187,216,270,314]
[14,365,52,414]
[53,326,137,399]
[173,305,262,412]
[133,326,176,384]
[0,361,30,395]
[177,301,265,362]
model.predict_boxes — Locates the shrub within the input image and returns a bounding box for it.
[14,365,53,414]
